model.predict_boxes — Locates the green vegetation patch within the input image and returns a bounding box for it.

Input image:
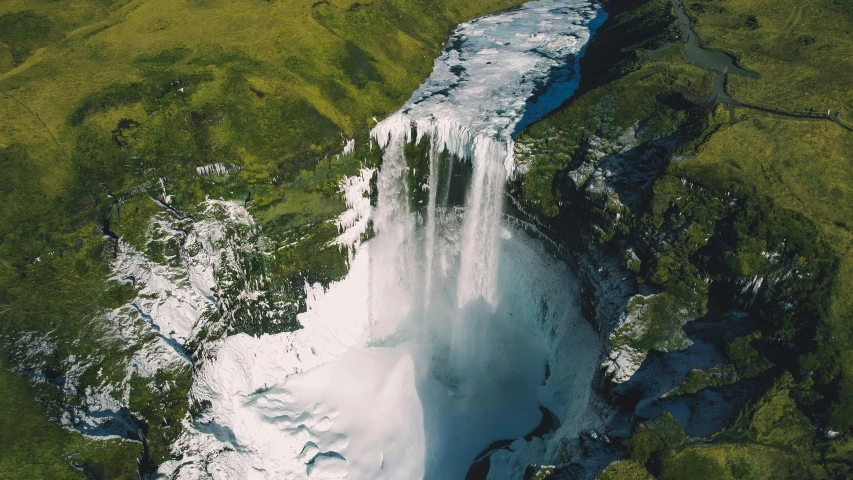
[612,293,695,354]
[666,332,773,397]
[1,0,528,472]
[521,0,853,477]
[607,375,832,479]
[627,411,686,465]
[0,359,142,479]
[685,0,853,115]
[596,460,655,480]
[128,370,192,467]
[0,11,55,67]
[658,374,829,479]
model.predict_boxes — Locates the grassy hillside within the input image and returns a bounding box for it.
[687,0,853,115]
[676,0,853,431]
[515,0,853,477]
[0,0,524,475]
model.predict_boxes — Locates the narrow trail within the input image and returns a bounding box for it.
[732,102,853,132]
[1,90,63,150]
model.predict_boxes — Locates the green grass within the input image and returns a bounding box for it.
[660,444,825,480]
[0,359,142,479]
[658,374,830,479]
[609,375,833,480]
[665,332,773,397]
[612,292,696,354]
[0,0,528,472]
[684,0,853,116]
[672,0,853,432]
[626,412,686,464]
[0,0,128,73]
[515,47,712,216]
[128,370,193,467]
[596,460,655,480]
[1,0,524,149]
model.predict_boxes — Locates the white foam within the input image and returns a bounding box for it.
[165,220,599,478]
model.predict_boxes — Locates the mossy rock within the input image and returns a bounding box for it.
[627,411,686,464]
[597,460,655,480]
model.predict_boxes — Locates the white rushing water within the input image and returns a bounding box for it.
[163,1,605,478]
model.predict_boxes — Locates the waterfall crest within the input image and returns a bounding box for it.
[368,0,602,364]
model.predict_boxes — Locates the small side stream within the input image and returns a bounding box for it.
[670,0,759,108]
[673,0,758,77]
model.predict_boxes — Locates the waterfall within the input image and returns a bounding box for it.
[172,2,607,479]
[368,0,603,376]
[369,116,514,376]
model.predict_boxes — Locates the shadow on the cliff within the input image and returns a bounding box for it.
[512,8,609,136]
[413,296,549,480]
[611,305,778,438]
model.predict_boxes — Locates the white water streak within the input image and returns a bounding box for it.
[369,0,600,357]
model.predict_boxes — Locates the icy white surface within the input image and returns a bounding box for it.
[76,199,274,435]
[334,168,375,250]
[164,221,598,479]
[113,241,211,346]
[341,138,355,157]
[196,163,241,176]
[369,0,603,326]
[371,0,603,177]
[112,200,256,346]
[601,293,657,383]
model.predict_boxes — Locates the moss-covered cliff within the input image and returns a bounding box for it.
[515,0,853,477]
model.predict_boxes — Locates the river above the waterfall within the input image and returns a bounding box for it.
[164,1,606,479]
